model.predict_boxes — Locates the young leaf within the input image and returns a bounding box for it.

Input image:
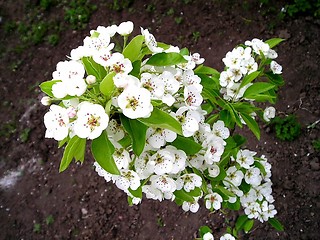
[180,47,189,55]
[214,185,236,198]
[265,38,285,48]
[244,219,254,233]
[254,160,267,176]
[100,72,116,97]
[128,186,142,198]
[268,218,284,231]
[235,215,248,232]
[265,72,285,86]
[39,80,61,97]
[130,60,141,78]
[91,131,120,175]
[199,226,212,237]
[240,71,261,89]
[59,136,86,172]
[225,198,241,210]
[146,52,187,66]
[243,82,276,99]
[194,65,220,78]
[171,135,202,155]
[173,189,195,202]
[138,107,182,135]
[240,112,260,140]
[120,114,147,156]
[123,35,144,62]
[82,57,107,80]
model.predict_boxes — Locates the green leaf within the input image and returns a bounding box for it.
[174,189,195,202]
[265,38,285,48]
[194,65,220,78]
[210,165,227,181]
[120,114,147,156]
[254,160,267,176]
[197,73,219,90]
[123,35,144,62]
[188,187,202,197]
[146,52,187,66]
[179,47,189,55]
[157,42,171,50]
[138,107,182,135]
[91,131,120,175]
[265,72,285,86]
[58,136,68,148]
[100,72,116,97]
[235,215,249,232]
[214,185,236,198]
[128,186,142,198]
[240,112,260,140]
[118,135,131,148]
[220,109,232,128]
[243,82,276,99]
[39,80,61,97]
[244,219,254,233]
[268,218,284,231]
[59,136,86,172]
[171,135,202,155]
[240,71,261,89]
[199,226,212,237]
[82,57,107,80]
[130,60,141,78]
[225,198,241,210]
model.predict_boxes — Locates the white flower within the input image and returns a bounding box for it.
[203,232,214,240]
[117,85,153,119]
[245,167,262,186]
[142,185,163,201]
[176,173,202,192]
[270,60,282,74]
[219,70,235,88]
[92,47,113,67]
[86,75,96,85]
[182,69,202,91]
[83,34,112,54]
[114,169,140,191]
[236,149,256,169]
[41,96,51,106]
[260,201,277,221]
[113,147,130,170]
[44,104,69,141]
[148,149,174,175]
[212,120,230,139]
[106,119,125,141]
[220,233,235,240]
[205,192,223,210]
[73,101,109,139]
[166,145,187,174]
[266,49,278,59]
[184,85,203,109]
[182,200,200,213]
[208,164,220,178]
[135,151,153,179]
[191,52,205,64]
[204,136,226,164]
[159,70,181,106]
[140,73,164,99]
[94,161,113,182]
[113,74,140,89]
[245,38,270,56]
[117,21,134,36]
[141,28,163,53]
[263,106,276,122]
[242,57,258,74]
[244,201,261,219]
[175,107,202,137]
[53,60,85,82]
[150,175,176,193]
[224,166,244,187]
[146,127,177,149]
[106,52,133,74]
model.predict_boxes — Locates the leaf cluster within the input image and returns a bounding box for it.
[271,114,301,141]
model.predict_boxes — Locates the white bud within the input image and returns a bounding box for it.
[117,21,134,36]
[41,96,51,106]
[86,75,96,85]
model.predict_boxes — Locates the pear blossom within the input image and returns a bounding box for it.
[182,200,200,213]
[205,192,223,210]
[117,85,153,119]
[44,104,69,141]
[147,149,174,175]
[142,185,163,201]
[184,85,203,109]
[224,166,244,187]
[204,136,226,164]
[113,74,140,89]
[212,120,230,139]
[244,201,261,219]
[141,28,163,53]
[117,21,134,36]
[166,145,187,174]
[270,60,282,74]
[86,75,96,85]
[245,167,262,186]
[146,127,177,149]
[106,119,125,141]
[94,162,113,182]
[140,73,164,99]
[106,52,133,74]
[175,107,202,137]
[243,57,258,74]
[236,149,256,169]
[219,70,235,88]
[220,233,235,240]
[182,69,202,91]
[260,201,277,221]
[176,173,202,192]
[92,47,113,67]
[245,38,270,55]
[135,151,153,179]
[159,70,181,106]
[263,106,276,122]
[208,164,220,178]
[73,102,109,139]
[150,175,176,193]
[114,169,140,191]
[113,147,130,170]
[203,232,214,240]
[41,96,51,106]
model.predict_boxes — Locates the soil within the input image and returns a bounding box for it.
[0,0,319,239]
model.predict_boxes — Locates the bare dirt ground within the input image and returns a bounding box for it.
[0,0,319,239]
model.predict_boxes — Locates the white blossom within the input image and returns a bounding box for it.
[205,192,223,210]
[182,200,200,213]
[236,149,256,169]
[117,21,134,36]
[176,173,202,192]
[44,105,69,141]
[263,106,276,122]
[220,233,235,240]
[114,169,140,191]
[148,149,174,175]
[270,61,282,74]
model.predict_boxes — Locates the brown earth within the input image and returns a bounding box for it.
[0,0,319,239]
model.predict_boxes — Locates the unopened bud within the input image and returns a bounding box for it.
[40,96,51,106]
[86,75,96,85]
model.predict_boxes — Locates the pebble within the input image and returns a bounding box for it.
[81,208,88,215]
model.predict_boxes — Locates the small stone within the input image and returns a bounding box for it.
[81,208,88,215]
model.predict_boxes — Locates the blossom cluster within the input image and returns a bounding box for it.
[40,21,284,237]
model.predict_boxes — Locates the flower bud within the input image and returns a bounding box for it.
[86,75,96,85]
[41,96,51,106]
[117,21,134,36]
